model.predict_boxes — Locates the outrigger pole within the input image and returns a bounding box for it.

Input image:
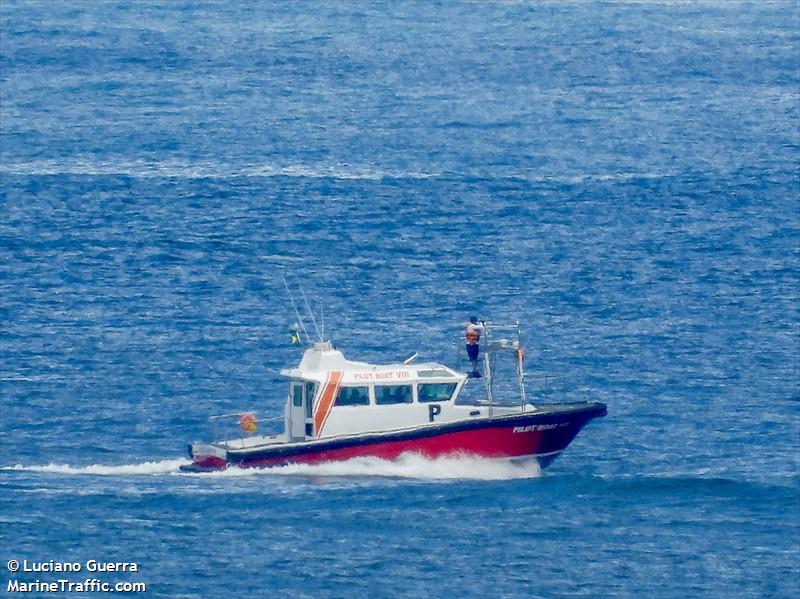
[292,274,322,342]
[282,274,311,345]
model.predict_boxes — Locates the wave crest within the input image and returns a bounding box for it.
[0,160,438,181]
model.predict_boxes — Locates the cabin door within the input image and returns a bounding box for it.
[290,382,306,440]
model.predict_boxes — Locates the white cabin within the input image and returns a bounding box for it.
[279,341,497,441]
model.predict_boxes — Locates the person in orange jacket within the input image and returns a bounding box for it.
[465,316,486,378]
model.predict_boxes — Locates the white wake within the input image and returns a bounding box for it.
[3,454,542,481]
[2,458,188,476]
[194,453,542,481]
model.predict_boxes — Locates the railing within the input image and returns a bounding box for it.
[459,320,528,415]
[521,373,567,397]
[207,411,284,442]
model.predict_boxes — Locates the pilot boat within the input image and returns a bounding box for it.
[181,323,606,472]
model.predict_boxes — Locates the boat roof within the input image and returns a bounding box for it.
[280,341,463,383]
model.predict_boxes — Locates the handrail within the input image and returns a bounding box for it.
[208,412,285,442]
[480,323,520,330]
[208,412,283,423]
[458,319,526,412]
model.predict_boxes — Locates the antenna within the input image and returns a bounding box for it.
[293,274,322,342]
[282,274,310,344]
[403,352,418,364]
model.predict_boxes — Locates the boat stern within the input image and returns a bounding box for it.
[180,442,229,472]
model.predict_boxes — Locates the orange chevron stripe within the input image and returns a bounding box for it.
[314,371,342,437]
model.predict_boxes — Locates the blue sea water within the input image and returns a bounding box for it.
[1,1,799,597]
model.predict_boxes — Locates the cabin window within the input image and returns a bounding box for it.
[335,386,370,407]
[375,384,413,405]
[418,369,452,378]
[418,383,457,403]
[292,384,303,407]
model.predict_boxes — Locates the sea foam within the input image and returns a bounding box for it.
[3,454,541,481]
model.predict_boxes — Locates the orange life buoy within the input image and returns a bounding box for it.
[239,412,258,434]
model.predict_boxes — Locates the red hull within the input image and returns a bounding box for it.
[184,403,606,472]
[240,424,556,468]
